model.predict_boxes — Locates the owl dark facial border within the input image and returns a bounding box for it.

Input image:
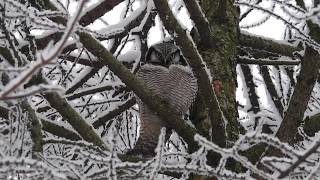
[144,42,187,68]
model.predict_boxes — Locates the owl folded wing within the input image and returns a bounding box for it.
[167,65,198,115]
[136,64,169,98]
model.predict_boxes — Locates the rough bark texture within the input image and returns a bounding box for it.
[199,0,244,144]
[239,33,301,57]
[277,46,320,144]
[41,119,82,141]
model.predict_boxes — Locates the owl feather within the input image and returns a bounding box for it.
[134,64,198,156]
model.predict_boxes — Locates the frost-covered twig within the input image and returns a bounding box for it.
[0,85,64,100]
[235,1,320,50]
[149,128,166,180]
[65,83,124,100]
[279,136,320,178]
[0,0,87,100]
[0,157,67,180]
[195,134,273,179]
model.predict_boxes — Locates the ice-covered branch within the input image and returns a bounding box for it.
[237,56,301,66]
[0,0,86,100]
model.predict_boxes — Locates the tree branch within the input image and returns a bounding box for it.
[183,0,215,48]
[42,91,108,149]
[41,119,82,141]
[237,56,301,66]
[277,37,320,144]
[21,100,43,155]
[79,0,124,26]
[239,33,301,57]
[154,0,226,147]
[65,84,122,100]
[92,98,136,128]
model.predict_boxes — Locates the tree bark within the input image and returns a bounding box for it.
[277,46,320,144]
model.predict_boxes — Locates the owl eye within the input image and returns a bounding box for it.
[170,53,177,59]
[149,51,162,64]
[170,53,180,63]
[155,51,162,58]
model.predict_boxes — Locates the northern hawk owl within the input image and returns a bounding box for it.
[134,42,198,156]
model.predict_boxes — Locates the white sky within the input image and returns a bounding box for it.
[63,0,288,43]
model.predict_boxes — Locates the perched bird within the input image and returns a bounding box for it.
[133,42,198,156]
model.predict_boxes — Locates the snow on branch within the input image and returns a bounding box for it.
[237,56,301,66]
[0,0,86,100]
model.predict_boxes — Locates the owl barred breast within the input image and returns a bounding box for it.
[134,42,198,156]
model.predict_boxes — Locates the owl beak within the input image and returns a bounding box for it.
[163,58,168,65]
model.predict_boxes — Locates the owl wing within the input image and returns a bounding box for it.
[167,65,198,115]
[136,64,168,98]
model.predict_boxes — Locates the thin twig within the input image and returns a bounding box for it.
[0,0,87,100]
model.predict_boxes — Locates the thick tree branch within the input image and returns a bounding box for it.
[79,0,124,26]
[240,64,260,114]
[154,0,226,147]
[41,119,82,141]
[197,0,244,150]
[183,0,215,48]
[277,35,320,144]
[42,91,108,149]
[239,33,301,58]
[260,66,285,117]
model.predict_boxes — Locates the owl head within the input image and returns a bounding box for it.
[145,42,187,67]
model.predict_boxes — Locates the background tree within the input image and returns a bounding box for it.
[0,0,319,179]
